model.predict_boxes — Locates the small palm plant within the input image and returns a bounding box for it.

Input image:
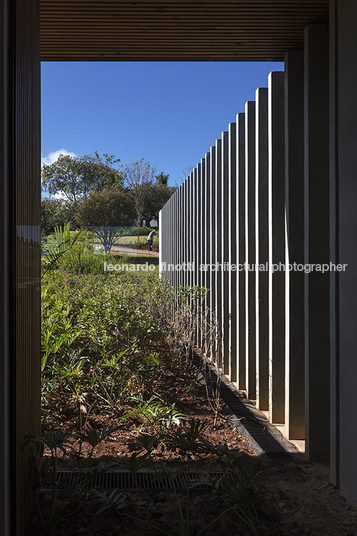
[42,222,80,273]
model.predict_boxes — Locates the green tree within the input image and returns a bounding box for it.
[42,152,123,203]
[143,182,176,224]
[76,190,135,253]
[42,154,86,203]
[155,172,170,186]
[41,198,77,236]
[123,159,157,226]
[81,152,124,193]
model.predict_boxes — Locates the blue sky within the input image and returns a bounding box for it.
[41,61,283,189]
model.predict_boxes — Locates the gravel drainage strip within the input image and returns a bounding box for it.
[42,471,224,491]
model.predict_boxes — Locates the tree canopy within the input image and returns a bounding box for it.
[42,152,123,203]
[143,182,176,224]
[75,189,135,253]
[41,198,77,236]
[155,172,170,186]
[41,152,176,235]
[123,159,157,225]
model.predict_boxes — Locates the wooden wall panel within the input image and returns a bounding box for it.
[40,1,329,60]
[0,2,13,534]
[14,0,41,534]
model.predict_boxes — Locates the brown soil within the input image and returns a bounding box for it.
[31,353,357,536]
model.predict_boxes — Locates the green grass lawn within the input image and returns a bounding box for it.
[115,235,159,247]
[111,252,160,274]
[92,234,159,255]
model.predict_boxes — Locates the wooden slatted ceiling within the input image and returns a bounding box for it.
[40,1,329,60]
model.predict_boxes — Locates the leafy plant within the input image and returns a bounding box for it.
[75,425,124,457]
[168,418,207,450]
[142,351,162,368]
[95,350,133,415]
[117,451,150,474]
[122,394,185,437]
[22,431,74,533]
[200,442,269,536]
[41,289,83,374]
[92,489,129,517]
[42,222,81,273]
[126,432,159,453]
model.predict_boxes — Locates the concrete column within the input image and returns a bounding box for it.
[170,197,174,284]
[268,71,285,424]
[170,196,174,284]
[228,122,237,382]
[209,147,217,361]
[168,201,171,280]
[176,189,179,285]
[215,138,222,368]
[189,168,197,345]
[202,153,211,314]
[236,113,246,390]
[330,0,357,505]
[177,189,181,287]
[221,131,230,374]
[165,204,169,279]
[304,24,330,462]
[178,185,183,288]
[201,153,210,355]
[159,209,163,275]
[181,180,185,287]
[245,101,256,400]
[173,192,177,288]
[284,50,305,439]
[160,206,164,277]
[195,164,200,286]
[184,178,189,288]
[255,87,269,411]
[195,163,201,346]
[165,200,170,281]
[164,204,170,279]
[198,159,202,293]
[169,194,173,284]
[189,171,194,288]
[192,169,197,290]
[199,157,206,348]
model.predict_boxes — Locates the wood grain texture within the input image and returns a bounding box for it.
[40,1,329,60]
[14,0,41,534]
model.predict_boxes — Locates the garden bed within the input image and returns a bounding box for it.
[30,346,357,536]
[32,268,357,536]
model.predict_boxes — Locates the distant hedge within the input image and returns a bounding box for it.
[121,226,154,237]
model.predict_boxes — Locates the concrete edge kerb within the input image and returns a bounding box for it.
[189,348,305,461]
[222,406,268,459]
[219,373,305,461]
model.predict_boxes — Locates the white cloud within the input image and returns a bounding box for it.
[53,191,67,200]
[41,148,76,166]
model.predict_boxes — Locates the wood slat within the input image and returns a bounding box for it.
[15,2,42,535]
[40,0,329,60]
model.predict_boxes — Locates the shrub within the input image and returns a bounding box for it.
[58,247,115,274]
[135,225,154,236]
[41,269,173,420]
